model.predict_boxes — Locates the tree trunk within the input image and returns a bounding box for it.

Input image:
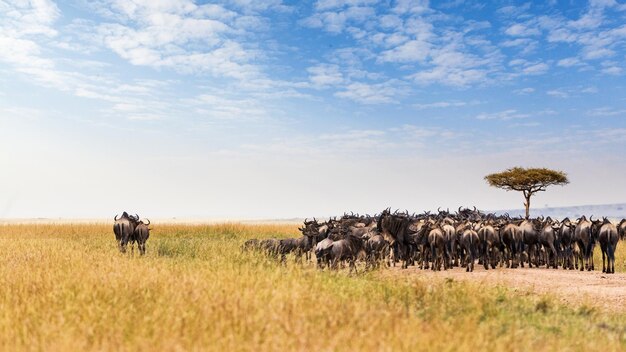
[523,191,531,219]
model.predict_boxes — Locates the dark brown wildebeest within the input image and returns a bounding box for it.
[559,218,576,270]
[574,216,595,271]
[478,224,500,270]
[133,219,151,255]
[278,234,316,263]
[441,223,457,267]
[328,234,366,272]
[595,218,619,274]
[460,228,479,272]
[618,219,626,240]
[539,219,559,269]
[378,209,413,269]
[315,237,334,268]
[500,222,522,268]
[362,229,389,269]
[113,212,139,253]
[519,218,542,268]
[260,238,281,257]
[428,223,447,271]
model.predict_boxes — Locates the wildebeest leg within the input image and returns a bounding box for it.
[609,242,616,274]
[483,245,489,270]
[601,244,607,273]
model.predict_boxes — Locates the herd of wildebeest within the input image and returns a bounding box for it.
[244,207,626,274]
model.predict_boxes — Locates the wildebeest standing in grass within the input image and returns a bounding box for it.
[539,219,559,269]
[500,223,522,268]
[133,219,151,255]
[478,224,501,270]
[618,219,626,240]
[559,218,576,270]
[460,228,479,272]
[595,218,618,274]
[574,216,595,271]
[428,223,447,271]
[328,234,366,272]
[362,230,389,269]
[519,219,542,268]
[278,235,315,263]
[378,209,413,269]
[114,212,139,253]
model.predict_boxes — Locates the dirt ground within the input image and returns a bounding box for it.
[387,266,626,311]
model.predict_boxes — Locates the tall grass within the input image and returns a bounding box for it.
[0,223,624,351]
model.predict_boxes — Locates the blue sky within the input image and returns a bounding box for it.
[1,0,625,219]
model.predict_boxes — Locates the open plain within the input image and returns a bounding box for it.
[1,222,625,351]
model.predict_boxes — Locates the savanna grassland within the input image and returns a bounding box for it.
[1,223,625,351]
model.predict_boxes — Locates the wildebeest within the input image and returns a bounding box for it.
[327,234,366,272]
[618,219,626,240]
[500,222,522,268]
[278,235,315,263]
[539,219,559,269]
[113,212,139,253]
[574,216,595,271]
[595,218,619,274]
[133,219,151,255]
[478,224,500,270]
[460,228,479,272]
[362,230,389,269]
[558,218,576,270]
[428,223,447,271]
[378,209,413,269]
[519,218,542,268]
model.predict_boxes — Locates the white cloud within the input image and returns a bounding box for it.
[378,39,431,63]
[93,0,270,80]
[522,62,549,75]
[505,23,540,37]
[307,64,345,88]
[334,81,401,104]
[601,66,622,75]
[476,109,530,120]
[301,5,376,33]
[557,57,582,67]
[547,89,569,98]
[392,0,430,14]
[588,107,626,116]
[514,87,535,94]
[413,100,478,109]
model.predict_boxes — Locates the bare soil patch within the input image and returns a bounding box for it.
[387,266,626,311]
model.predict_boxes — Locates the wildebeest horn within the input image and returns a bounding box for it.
[114,214,119,221]
[134,213,139,220]
[590,215,594,222]
[473,206,477,211]
[145,218,150,225]
[437,207,441,213]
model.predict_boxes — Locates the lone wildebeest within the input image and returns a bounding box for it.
[133,219,151,255]
[113,212,139,253]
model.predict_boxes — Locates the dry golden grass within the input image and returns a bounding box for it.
[0,223,625,351]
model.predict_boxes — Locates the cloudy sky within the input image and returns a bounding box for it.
[1,0,625,219]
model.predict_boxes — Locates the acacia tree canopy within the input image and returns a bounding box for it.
[484,167,569,218]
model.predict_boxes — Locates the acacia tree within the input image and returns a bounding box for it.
[484,167,569,219]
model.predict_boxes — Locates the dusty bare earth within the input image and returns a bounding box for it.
[387,266,626,311]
